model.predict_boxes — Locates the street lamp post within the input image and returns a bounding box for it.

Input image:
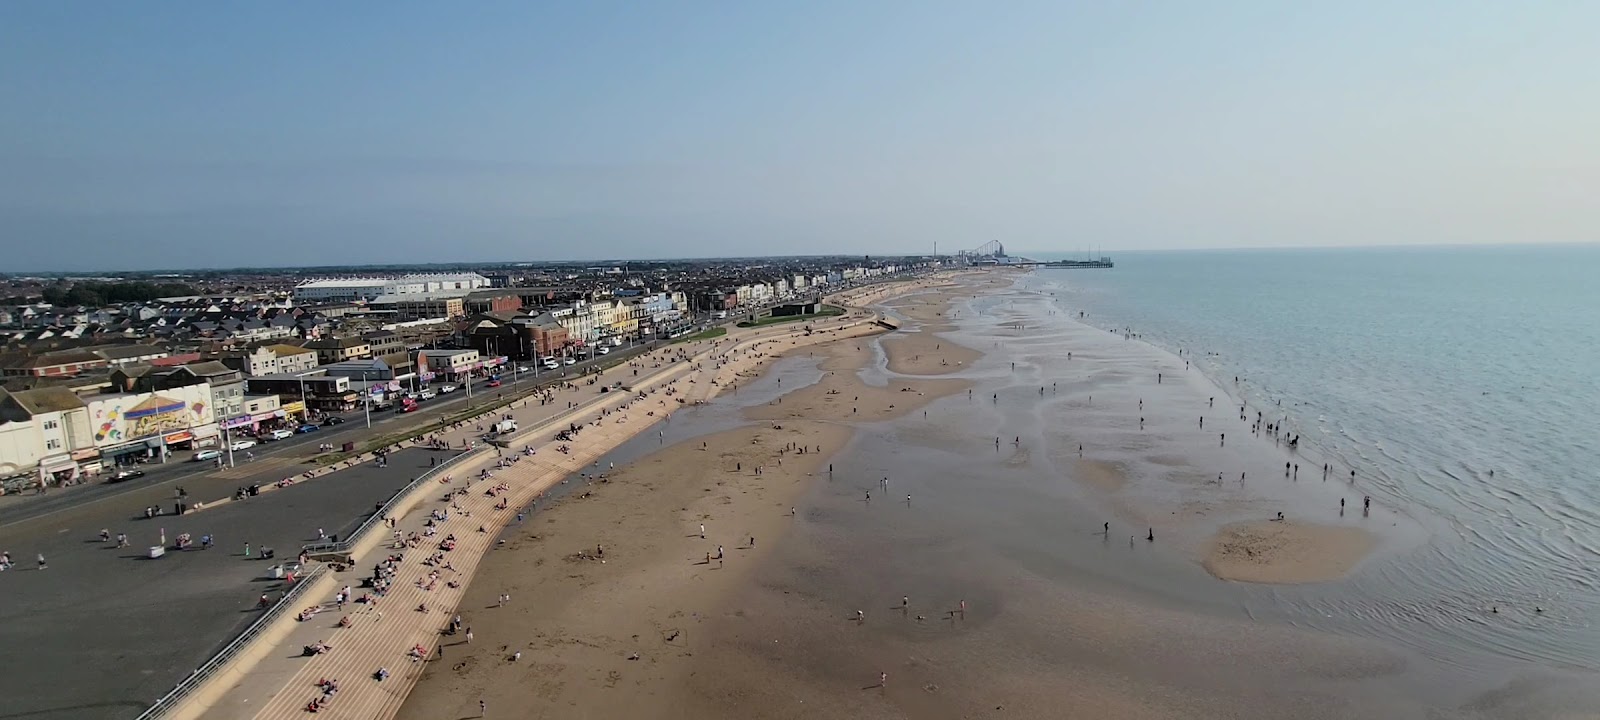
[361,371,372,429]
[222,410,235,468]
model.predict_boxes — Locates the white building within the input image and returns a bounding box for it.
[293,273,492,304]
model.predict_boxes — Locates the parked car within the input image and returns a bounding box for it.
[192,449,223,462]
[296,424,319,434]
[417,389,437,400]
[230,439,258,451]
[596,346,611,355]
[563,357,577,365]
[438,384,459,394]
[107,469,145,483]
[320,416,345,426]
[267,428,295,441]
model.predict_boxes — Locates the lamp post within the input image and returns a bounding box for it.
[221,409,235,468]
[361,371,372,429]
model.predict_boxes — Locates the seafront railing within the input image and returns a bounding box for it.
[299,448,480,557]
[134,562,331,720]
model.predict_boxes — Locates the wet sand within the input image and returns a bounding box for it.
[1203,520,1377,584]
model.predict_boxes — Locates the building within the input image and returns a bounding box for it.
[416,349,481,380]
[464,310,571,361]
[292,273,491,304]
[87,344,171,368]
[111,360,248,425]
[302,336,372,365]
[0,387,96,486]
[367,292,466,321]
[0,349,109,378]
[463,290,523,316]
[245,373,354,412]
[85,384,220,467]
[265,344,320,374]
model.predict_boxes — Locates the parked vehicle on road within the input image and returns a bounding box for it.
[563,357,576,366]
[438,384,459,394]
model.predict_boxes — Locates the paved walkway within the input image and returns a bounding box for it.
[194,307,885,720]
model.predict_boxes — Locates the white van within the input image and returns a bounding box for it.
[418,389,438,400]
[267,428,295,441]
[192,449,222,462]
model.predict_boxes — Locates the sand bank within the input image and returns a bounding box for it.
[745,339,970,425]
[1203,519,1376,584]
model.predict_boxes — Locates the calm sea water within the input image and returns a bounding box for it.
[1028,244,1600,670]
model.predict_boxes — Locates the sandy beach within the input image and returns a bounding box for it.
[394,277,977,719]
[392,270,1600,720]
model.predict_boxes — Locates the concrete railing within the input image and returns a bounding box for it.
[299,449,480,558]
[134,563,332,720]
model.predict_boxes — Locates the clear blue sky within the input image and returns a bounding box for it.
[2,1,1596,271]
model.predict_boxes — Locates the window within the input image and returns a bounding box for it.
[46,438,61,450]
[43,419,59,430]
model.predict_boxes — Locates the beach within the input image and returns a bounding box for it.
[393,270,1600,720]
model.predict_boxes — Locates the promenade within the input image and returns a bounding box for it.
[189,290,911,720]
[0,310,846,720]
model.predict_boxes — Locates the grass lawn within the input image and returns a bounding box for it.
[737,306,844,328]
[670,326,728,344]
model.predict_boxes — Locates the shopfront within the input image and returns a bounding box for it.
[101,438,165,467]
[37,454,80,486]
[72,448,102,478]
[191,424,221,449]
[163,430,195,451]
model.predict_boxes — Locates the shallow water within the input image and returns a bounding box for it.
[728,273,1600,716]
[1024,247,1600,673]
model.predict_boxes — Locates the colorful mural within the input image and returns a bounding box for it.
[87,385,216,447]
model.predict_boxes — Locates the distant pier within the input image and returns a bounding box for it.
[1041,258,1114,269]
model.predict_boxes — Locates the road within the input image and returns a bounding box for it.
[0,339,661,528]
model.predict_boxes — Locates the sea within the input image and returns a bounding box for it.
[1027,244,1600,672]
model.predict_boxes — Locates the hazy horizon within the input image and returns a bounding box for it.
[4,2,1597,272]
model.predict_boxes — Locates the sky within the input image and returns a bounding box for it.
[2,1,1597,271]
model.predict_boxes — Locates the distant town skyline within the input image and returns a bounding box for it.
[3,2,1597,272]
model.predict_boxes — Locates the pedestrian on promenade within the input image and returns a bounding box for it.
[37,553,47,570]
[480,699,486,716]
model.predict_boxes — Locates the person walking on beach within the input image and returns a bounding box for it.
[1220,433,1225,447]
[36,553,47,570]
[479,699,486,716]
